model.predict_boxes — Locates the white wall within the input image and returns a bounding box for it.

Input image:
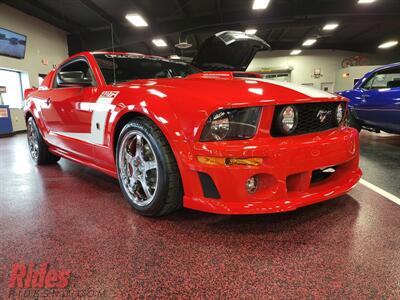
[335,65,381,92]
[0,4,69,132]
[248,50,397,92]
[0,4,68,87]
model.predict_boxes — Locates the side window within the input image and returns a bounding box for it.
[362,67,400,90]
[54,59,95,88]
[362,75,374,90]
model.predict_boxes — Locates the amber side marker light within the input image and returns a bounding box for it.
[197,156,263,166]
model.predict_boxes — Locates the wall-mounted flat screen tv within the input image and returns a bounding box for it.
[0,28,27,59]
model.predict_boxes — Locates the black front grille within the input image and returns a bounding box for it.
[270,102,345,137]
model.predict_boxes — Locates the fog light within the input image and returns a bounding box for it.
[336,103,345,125]
[279,105,298,135]
[246,176,258,194]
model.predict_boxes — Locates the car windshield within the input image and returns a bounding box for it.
[94,54,200,84]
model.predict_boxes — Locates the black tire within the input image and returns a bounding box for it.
[116,117,183,216]
[27,117,60,165]
[346,112,362,132]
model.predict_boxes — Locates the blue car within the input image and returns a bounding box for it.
[338,63,400,134]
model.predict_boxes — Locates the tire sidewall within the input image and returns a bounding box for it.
[116,121,169,215]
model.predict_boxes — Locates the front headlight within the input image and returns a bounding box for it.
[200,107,261,141]
[208,111,230,141]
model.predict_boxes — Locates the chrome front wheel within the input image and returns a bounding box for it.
[116,118,183,216]
[118,130,159,207]
[27,120,39,161]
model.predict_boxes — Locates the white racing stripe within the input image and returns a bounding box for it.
[252,78,336,98]
[359,178,400,206]
[54,91,119,145]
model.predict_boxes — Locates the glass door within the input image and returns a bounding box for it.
[0,68,23,108]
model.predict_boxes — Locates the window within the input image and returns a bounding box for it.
[38,73,46,86]
[0,68,23,108]
[363,67,400,90]
[263,73,291,82]
[94,54,200,84]
[54,58,95,88]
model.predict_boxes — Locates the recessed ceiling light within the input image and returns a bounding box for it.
[290,49,302,55]
[152,39,167,47]
[245,29,258,35]
[323,23,339,31]
[302,39,317,46]
[358,0,376,4]
[125,14,148,27]
[252,0,271,10]
[378,40,398,49]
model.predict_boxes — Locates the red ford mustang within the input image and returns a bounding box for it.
[24,32,361,216]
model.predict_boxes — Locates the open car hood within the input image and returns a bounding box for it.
[192,31,271,71]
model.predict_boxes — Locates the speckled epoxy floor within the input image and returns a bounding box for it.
[359,131,400,197]
[0,134,399,299]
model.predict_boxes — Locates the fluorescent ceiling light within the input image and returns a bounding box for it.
[169,55,180,59]
[358,0,376,4]
[290,49,302,55]
[125,14,148,27]
[252,0,270,10]
[378,40,398,49]
[245,29,258,35]
[152,39,167,47]
[323,23,339,31]
[302,39,317,46]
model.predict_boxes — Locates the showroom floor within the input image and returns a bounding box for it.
[0,132,399,298]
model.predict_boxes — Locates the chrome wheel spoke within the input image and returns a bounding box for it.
[128,177,137,192]
[139,178,152,199]
[128,171,137,184]
[125,151,135,168]
[144,160,157,172]
[135,135,143,158]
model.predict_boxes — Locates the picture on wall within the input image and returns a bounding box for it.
[0,28,27,59]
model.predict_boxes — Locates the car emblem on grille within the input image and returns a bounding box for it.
[317,110,332,123]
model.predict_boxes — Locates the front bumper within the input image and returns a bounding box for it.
[182,127,361,214]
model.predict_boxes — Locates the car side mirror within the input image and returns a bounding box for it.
[58,71,93,87]
[24,87,38,99]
